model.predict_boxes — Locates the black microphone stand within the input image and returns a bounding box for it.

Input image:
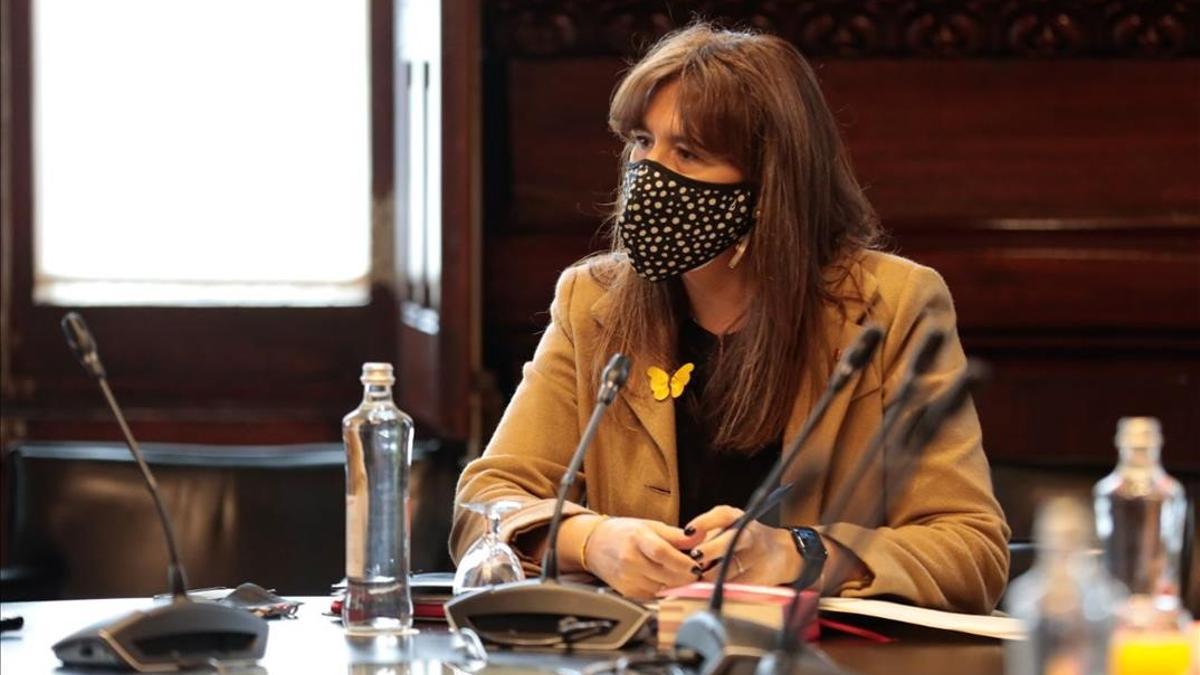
[757,360,989,675]
[541,355,628,581]
[53,312,268,672]
[674,325,885,675]
[445,354,653,651]
[772,328,947,656]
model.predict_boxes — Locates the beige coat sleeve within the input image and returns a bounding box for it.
[449,267,596,571]
[821,264,1011,614]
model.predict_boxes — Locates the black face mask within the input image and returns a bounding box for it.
[615,159,757,282]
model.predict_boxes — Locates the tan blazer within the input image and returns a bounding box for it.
[452,250,1011,613]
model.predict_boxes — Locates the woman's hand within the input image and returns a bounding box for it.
[573,516,704,600]
[686,505,803,586]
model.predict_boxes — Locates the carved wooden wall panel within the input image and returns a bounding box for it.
[485,1,1199,59]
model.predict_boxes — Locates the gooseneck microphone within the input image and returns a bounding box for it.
[770,328,949,657]
[53,312,268,672]
[898,360,988,453]
[815,327,946,533]
[673,325,884,675]
[61,313,189,599]
[542,354,631,580]
[742,329,947,527]
[446,354,651,651]
[762,359,990,675]
[712,324,885,612]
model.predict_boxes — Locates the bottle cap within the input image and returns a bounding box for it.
[360,362,395,386]
[1034,497,1091,551]
[1115,417,1162,449]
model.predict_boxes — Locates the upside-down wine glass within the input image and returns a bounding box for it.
[452,500,525,595]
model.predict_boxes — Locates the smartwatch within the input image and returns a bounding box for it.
[788,526,828,590]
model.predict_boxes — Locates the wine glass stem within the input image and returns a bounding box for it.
[485,511,502,545]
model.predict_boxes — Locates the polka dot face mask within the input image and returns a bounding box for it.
[616,159,757,282]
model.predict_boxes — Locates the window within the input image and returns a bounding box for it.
[2,0,479,451]
[32,0,370,307]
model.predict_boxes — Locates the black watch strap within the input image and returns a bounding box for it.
[789,526,828,590]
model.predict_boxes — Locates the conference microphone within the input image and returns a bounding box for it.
[714,324,884,611]
[815,327,946,536]
[744,328,947,527]
[674,324,884,675]
[52,312,268,672]
[768,328,951,659]
[760,359,989,675]
[774,329,947,650]
[542,353,631,580]
[899,359,989,453]
[445,354,651,651]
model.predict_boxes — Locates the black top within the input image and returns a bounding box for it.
[675,318,782,526]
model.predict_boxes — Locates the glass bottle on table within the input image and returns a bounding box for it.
[1093,417,1192,675]
[343,362,415,635]
[1004,497,1124,675]
[1093,417,1187,598]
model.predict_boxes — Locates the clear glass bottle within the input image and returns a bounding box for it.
[342,362,415,635]
[1005,497,1124,675]
[1093,417,1187,598]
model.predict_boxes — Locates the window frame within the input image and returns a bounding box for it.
[0,0,480,450]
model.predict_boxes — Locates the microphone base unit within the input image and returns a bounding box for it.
[444,578,651,651]
[674,609,780,675]
[54,598,269,672]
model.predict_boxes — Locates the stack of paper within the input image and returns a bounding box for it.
[817,597,1026,640]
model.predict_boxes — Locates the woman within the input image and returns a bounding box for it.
[451,23,1009,613]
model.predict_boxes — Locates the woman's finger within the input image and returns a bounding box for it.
[635,528,700,578]
[649,520,706,550]
[698,549,759,582]
[685,504,744,536]
[690,521,755,562]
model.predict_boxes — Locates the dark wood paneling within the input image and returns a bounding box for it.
[896,219,1200,331]
[819,60,1200,220]
[973,354,1200,471]
[496,59,1200,234]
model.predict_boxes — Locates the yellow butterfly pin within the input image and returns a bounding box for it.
[647,363,695,401]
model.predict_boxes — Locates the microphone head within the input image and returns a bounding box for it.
[597,353,631,404]
[909,359,990,449]
[910,328,947,378]
[61,312,106,379]
[939,359,990,413]
[844,324,883,369]
[831,324,883,391]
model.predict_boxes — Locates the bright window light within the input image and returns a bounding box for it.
[33,0,371,306]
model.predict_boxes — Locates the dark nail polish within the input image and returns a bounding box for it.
[689,549,703,560]
[691,565,702,576]
[684,526,696,536]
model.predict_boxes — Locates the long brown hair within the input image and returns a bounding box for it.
[591,22,881,452]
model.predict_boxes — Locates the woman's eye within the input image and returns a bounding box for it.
[632,134,652,149]
[677,146,697,161]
